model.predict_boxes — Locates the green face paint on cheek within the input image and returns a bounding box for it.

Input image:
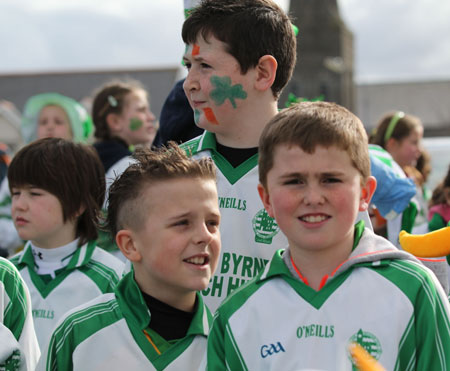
[209,75,247,109]
[194,109,200,124]
[129,118,143,131]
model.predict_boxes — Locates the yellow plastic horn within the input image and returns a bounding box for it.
[349,343,385,371]
[399,227,450,257]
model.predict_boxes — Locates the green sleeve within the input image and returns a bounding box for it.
[401,202,418,233]
[207,312,248,371]
[0,259,28,341]
[428,213,446,232]
[416,278,450,369]
[42,320,75,371]
[207,314,228,371]
[397,271,450,369]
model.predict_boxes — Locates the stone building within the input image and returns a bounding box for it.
[283,0,354,111]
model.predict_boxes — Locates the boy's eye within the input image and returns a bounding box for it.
[200,63,211,69]
[184,61,192,70]
[323,177,341,184]
[207,219,220,228]
[173,219,189,227]
[284,178,303,185]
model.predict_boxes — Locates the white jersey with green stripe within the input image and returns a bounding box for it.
[10,241,124,350]
[208,227,450,370]
[183,132,372,313]
[0,257,40,370]
[38,271,212,371]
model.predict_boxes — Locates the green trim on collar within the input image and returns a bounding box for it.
[115,270,150,330]
[260,250,352,309]
[353,220,365,251]
[115,270,212,367]
[193,131,259,185]
[15,240,97,298]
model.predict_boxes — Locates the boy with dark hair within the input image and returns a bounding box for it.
[39,144,221,370]
[208,102,450,370]
[9,138,124,349]
[181,0,298,312]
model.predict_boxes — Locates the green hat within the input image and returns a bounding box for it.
[21,93,93,143]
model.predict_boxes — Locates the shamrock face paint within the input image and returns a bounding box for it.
[194,109,201,124]
[209,75,247,109]
[183,34,255,134]
[129,118,144,131]
[116,89,156,146]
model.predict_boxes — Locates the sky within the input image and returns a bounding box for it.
[1,0,450,84]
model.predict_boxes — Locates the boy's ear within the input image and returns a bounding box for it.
[257,183,275,218]
[254,55,278,92]
[115,230,142,262]
[359,176,377,212]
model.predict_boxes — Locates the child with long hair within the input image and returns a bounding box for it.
[9,138,124,349]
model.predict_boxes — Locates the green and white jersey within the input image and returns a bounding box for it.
[10,241,124,350]
[38,271,213,371]
[0,257,40,370]
[183,132,372,313]
[182,132,288,312]
[208,226,450,370]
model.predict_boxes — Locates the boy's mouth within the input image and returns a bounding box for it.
[184,255,209,266]
[299,214,330,223]
[15,217,29,226]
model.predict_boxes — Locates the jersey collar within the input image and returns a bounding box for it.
[115,270,212,337]
[16,240,96,270]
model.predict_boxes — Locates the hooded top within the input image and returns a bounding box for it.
[207,224,450,370]
[21,93,93,144]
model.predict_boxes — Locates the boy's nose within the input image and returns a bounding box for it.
[13,195,27,210]
[193,222,214,245]
[183,73,199,93]
[146,109,156,123]
[303,188,325,205]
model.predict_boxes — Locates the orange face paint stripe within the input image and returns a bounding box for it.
[203,107,219,125]
[192,44,200,56]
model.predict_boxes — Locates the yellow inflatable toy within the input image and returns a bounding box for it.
[399,226,450,257]
[349,343,385,371]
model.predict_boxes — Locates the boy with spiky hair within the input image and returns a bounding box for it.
[39,144,221,370]
[9,138,124,349]
[207,102,450,370]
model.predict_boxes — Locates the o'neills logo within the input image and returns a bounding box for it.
[297,324,335,339]
[252,208,280,244]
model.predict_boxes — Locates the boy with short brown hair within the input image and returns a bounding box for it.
[207,102,450,370]
[39,144,221,370]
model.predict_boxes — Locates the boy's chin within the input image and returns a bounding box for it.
[186,276,212,293]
